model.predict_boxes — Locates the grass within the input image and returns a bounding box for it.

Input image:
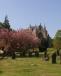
[0,57,61,76]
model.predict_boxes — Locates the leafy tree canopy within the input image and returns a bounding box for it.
[53,30,61,49]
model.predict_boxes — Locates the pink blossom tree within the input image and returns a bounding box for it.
[0,28,40,57]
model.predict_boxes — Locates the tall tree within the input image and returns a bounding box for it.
[0,22,4,28]
[3,15,10,29]
[53,30,61,49]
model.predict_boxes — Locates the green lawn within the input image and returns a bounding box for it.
[0,57,61,76]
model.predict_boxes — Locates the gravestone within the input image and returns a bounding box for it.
[59,49,61,64]
[52,52,56,64]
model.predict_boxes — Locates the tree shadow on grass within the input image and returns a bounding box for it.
[0,70,3,74]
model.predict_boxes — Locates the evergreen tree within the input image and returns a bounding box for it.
[0,22,4,28]
[3,15,10,29]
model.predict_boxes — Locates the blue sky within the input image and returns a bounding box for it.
[0,0,61,38]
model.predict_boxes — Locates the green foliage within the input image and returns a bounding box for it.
[55,30,61,38]
[0,22,4,28]
[45,36,53,48]
[3,16,10,29]
[0,16,11,30]
[53,30,61,49]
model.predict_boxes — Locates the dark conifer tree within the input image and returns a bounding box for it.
[3,15,10,29]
